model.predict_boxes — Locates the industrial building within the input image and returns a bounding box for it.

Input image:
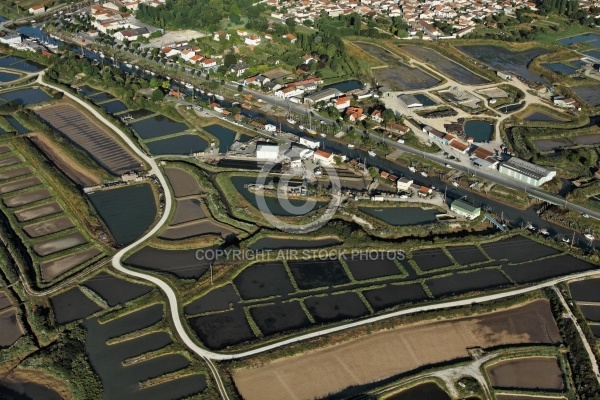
[499,157,556,187]
[397,94,423,108]
[451,199,481,219]
[255,142,279,161]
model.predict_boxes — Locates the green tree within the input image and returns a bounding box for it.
[151,88,164,101]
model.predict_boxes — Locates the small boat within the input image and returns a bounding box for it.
[421,171,428,177]
[409,166,416,172]
[185,83,193,89]
[125,63,132,68]
[585,233,595,240]
[207,92,214,97]
[287,118,296,125]
[299,125,305,130]
[306,129,317,136]
[319,133,326,137]
[348,144,355,148]
[134,65,140,69]
[368,150,376,157]
[215,94,224,101]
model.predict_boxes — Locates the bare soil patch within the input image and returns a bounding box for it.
[487,356,564,391]
[0,291,12,310]
[0,155,22,167]
[23,216,75,238]
[40,247,102,282]
[170,197,206,225]
[0,308,24,347]
[3,189,52,207]
[14,202,62,222]
[35,103,142,175]
[0,145,11,154]
[233,300,561,400]
[165,167,202,197]
[0,166,31,180]
[32,232,87,257]
[28,132,101,186]
[0,176,41,194]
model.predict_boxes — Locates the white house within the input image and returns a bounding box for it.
[29,4,45,14]
[161,47,180,57]
[275,86,305,99]
[396,177,413,192]
[313,149,335,165]
[0,34,22,45]
[244,35,261,46]
[333,96,351,111]
[256,142,279,160]
[201,58,217,68]
[299,137,320,149]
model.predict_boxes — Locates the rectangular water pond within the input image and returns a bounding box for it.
[0,88,51,105]
[203,124,237,153]
[0,71,20,83]
[88,184,156,246]
[0,56,45,72]
[359,206,439,226]
[99,100,128,114]
[146,134,208,156]
[542,63,577,75]
[558,34,600,46]
[130,115,189,140]
[457,45,549,82]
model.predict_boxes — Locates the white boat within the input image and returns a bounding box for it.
[421,171,428,177]
[299,125,305,130]
[150,71,156,76]
[215,94,224,101]
[368,150,376,157]
[207,92,214,97]
[585,233,595,240]
[185,83,193,89]
[99,52,105,58]
[134,65,140,69]
[319,133,326,137]
[347,144,355,148]
[409,166,416,173]
[287,118,296,125]
[452,181,459,187]
[125,63,132,68]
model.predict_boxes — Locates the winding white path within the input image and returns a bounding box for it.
[36,73,600,399]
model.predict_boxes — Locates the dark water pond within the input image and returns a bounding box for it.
[464,119,494,142]
[88,184,156,246]
[146,134,208,155]
[204,124,236,153]
[359,206,439,226]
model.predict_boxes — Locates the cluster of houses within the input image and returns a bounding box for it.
[267,0,542,40]
[77,3,162,41]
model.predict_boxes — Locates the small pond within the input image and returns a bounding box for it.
[464,119,494,142]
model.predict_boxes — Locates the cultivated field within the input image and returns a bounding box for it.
[35,103,142,175]
[486,356,565,391]
[233,300,561,400]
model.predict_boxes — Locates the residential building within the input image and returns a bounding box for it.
[371,110,383,123]
[333,96,351,110]
[346,106,364,122]
[29,4,45,14]
[451,199,481,219]
[499,157,556,187]
[275,86,305,99]
[396,177,413,192]
[313,149,334,165]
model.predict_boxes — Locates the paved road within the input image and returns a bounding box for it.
[553,286,600,385]
[37,72,232,400]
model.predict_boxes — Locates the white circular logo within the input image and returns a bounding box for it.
[254,162,341,233]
